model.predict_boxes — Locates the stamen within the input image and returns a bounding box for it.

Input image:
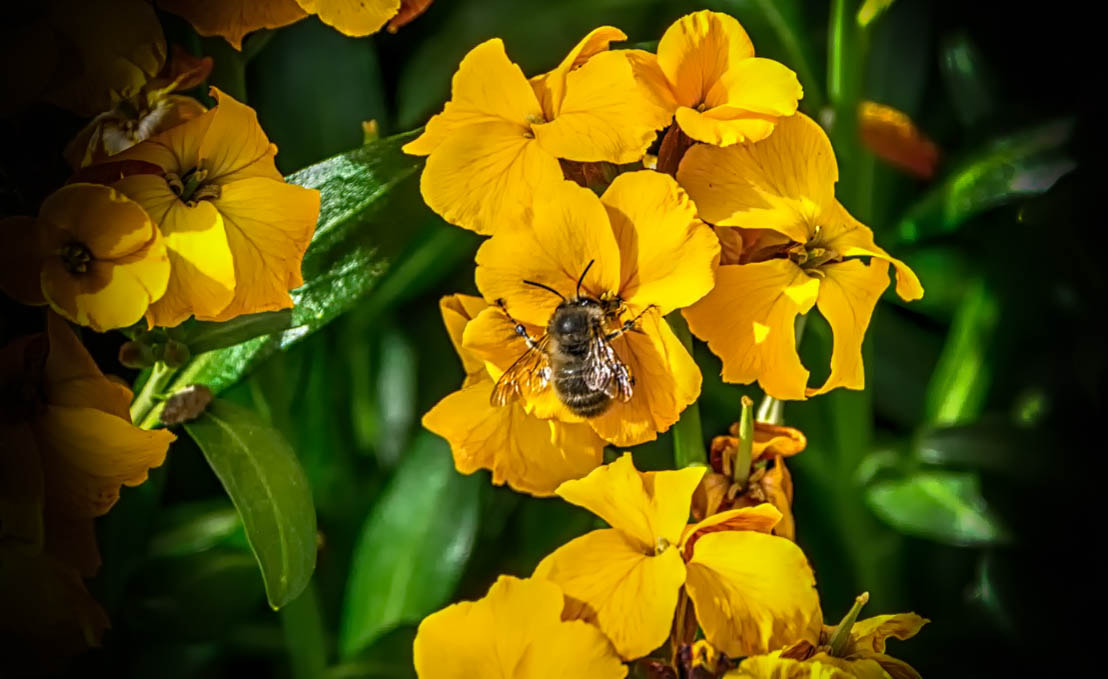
[654,536,670,555]
[60,242,92,274]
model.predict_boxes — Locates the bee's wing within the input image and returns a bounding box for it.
[584,329,633,402]
[490,334,553,406]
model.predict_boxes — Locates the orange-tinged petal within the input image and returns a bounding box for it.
[532,51,668,164]
[387,0,434,33]
[657,10,754,108]
[588,312,703,446]
[113,101,215,175]
[555,453,704,548]
[43,312,132,420]
[159,0,308,50]
[33,405,174,517]
[115,174,236,327]
[859,101,940,180]
[439,294,490,383]
[0,217,47,306]
[685,531,821,658]
[474,179,621,325]
[296,0,401,37]
[201,88,283,184]
[676,113,835,242]
[751,422,808,460]
[534,528,686,660]
[417,122,563,235]
[600,171,718,314]
[403,39,544,156]
[413,575,626,679]
[207,177,320,321]
[848,613,929,654]
[422,381,604,497]
[806,258,890,397]
[683,261,818,400]
[531,26,628,119]
[822,202,923,302]
[681,504,782,557]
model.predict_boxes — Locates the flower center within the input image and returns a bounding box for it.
[654,536,670,555]
[167,168,221,206]
[788,225,840,276]
[60,242,92,274]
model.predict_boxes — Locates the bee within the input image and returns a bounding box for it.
[491,261,653,418]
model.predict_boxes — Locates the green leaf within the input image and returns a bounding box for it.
[865,470,1011,546]
[339,433,481,659]
[895,119,1076,245]
[184,398,317,609]
[147,499,245,559]
[915,417,1050,482]
[173,310,293,356]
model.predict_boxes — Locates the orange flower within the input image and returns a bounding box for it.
[859,101,941,180]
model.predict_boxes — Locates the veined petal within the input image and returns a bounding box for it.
[160,0,308,50]
[43,312,132,420]
[440,294,491,383]
[600,171,718,314]
[115,174,236,326]
[295,0,401,37]
[807,258,890,397]
[588,312,703,446]
[822,202,923,301]
[534,528,686,660]
[727,651,855,678]
[532,51,667,164]
[33,405,174,517]
[39,183,155,260]
[422,381,604,497]
[681,504,782,558]
[685,531,821,658]
[531,26,628,119]
[555,453,704,548]
[683,261,818,401]
[849,613,929,654]
[201,88,283,184]
[656,10,755,108]
[418,121,563,235]
[622,50,678,114]
[676,113,835,242]
[674,106,779,147]
[113,102,214,175]
[403,39,544,156]
[706,57,803,116]
[474,178,621,324]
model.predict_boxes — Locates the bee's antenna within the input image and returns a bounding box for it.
[576,260,595,297]
[522,279,566,301]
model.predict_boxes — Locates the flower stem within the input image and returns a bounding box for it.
[130,361,178,429]
[280,581,328,679]
[732,396,755,488]
[828,591,869,657]
[669,313,706,468]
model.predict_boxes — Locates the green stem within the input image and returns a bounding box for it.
[204,37,248,102]
[732,396,755,488]
[669,313,706,468]
[280,582,328,679]
[130,362,178,428]
[828,591,869,656]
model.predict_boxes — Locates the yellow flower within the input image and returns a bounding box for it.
[65,47,212,169]
[413,575,627,679]
[679,112,923,400]
[625,10,803,146]
[465,172,718,446]
[158,0,309,50]
[110,87,321,327]
[421,294,606,496]
[729,596,929,679]
[403,28,670,234]
[0,183,171,332]
[534,454,821,660]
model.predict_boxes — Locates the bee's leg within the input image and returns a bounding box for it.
[605,304,658,341]
[495,298,540,349]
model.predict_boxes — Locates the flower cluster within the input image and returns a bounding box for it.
[413,9,927,676]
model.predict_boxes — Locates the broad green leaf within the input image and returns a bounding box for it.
[373,326,417,468]
[184,399,317,609]
[866,470,1011,546]
[339,433,481,659]
[895,119,1075,245]
[147,499,245,558]
[173,310,293,356]
[915,417,1050,482]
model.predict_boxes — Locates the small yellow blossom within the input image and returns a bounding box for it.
[422,294,606,496]
[403,28,670,234]
[158,0,309,50]
[534,454,821,660]
[110,87,321,327]
[679,112,923,400]
[465,172,718,446]
[0,183,171,332]
[413,575,627,679]
[625,10,803,146]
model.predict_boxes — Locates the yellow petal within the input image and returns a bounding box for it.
[38,183,156,260]
[588,312,703,446]
[205,178,319,321]
[683,261,818,401]
[413,575,626,679]
[43,312,132,420]
[727,650,854,678]
[622,50,678,114]
[439,294,490,384]
[534,528,686,660]
[706,58,803,116]
[600,171,719,314]
[676,112,835,242]
[417,121,563,235]
[532,51,668,163]
[685,531,821,658]
[674,106,779,147]
[422,381,604,497]
[113,102,215,175]
[531,26,628,119]
[201,88,283,184]
[403,39,544,156]
[296,0,401,37]
[849,613,929,654]
[806,258,890,397]
[474,179,621,325]
[822,202,924,301]
[0,217,47,306]
[115,174,236,327]
[33,405,174,517]
[656,10,755,108]
[681,504,782,557]
[160,0,308,50]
